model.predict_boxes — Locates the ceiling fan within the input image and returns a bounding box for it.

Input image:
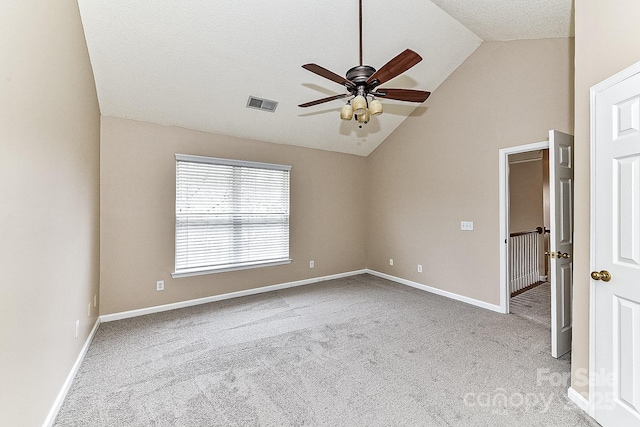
[298,0,431,126]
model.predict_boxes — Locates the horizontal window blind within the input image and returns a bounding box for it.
[174,154,291,276]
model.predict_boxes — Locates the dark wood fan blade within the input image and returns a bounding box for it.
[366,49,422,88]
[376,88,431,102]
[298,93,349,108]
[302,64,355,89]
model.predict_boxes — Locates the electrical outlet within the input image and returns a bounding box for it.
[418,264,423,273]
[88,303,91,317]
[309,260,314,268]
[156,280,164,291]
[94,294,97,307]
[390,258,394,266]
[75,320,79,338]
[461,221,474,231]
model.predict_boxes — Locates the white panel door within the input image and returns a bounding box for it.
[591,64,640,426]
[549,129,574,358]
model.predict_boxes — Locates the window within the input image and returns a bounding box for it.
[172,154,291,278]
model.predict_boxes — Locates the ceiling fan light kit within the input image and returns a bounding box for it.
[340,103,354,120]
[299,0,431,128]
[357,109,371,124]
[369,98,383,116]
[352,95,367,116]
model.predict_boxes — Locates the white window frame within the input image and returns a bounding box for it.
[172,154,291,278]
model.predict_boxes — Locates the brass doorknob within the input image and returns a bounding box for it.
[560,252,570,259]
[545,251,556,258]
[591,270,611,282]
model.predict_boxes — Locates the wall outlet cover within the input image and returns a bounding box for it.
[461,221,474,231]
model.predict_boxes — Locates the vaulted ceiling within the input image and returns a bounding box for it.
[78,0,573,156]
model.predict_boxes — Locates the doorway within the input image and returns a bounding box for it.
[507,149,550,328]
[499,140,549,315]
[499,131,575,358]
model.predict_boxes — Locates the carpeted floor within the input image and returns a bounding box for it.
[510,282,551,329]
[54,274,598,426]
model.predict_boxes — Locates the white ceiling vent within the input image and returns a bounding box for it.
[246,96,278,113]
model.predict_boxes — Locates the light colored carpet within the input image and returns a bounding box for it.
[510,282,551,329]
[54,274,597,426]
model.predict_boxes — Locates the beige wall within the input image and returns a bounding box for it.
[100,117,367,314]
[509,158,546,275]
[366,38,574,305]
[508,159,544,234]
[0,1,101,426]
[572,0,640,398]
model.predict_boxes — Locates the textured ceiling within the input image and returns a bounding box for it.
[77,1,573,156]
[431,0,574,41]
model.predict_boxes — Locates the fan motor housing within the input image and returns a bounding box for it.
[346,65,376,85]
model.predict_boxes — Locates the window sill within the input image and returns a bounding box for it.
[172,259,292,278]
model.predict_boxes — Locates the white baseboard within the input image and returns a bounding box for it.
[365,269,503,313]
[568,387,590,414]
[43,317,101,427]
[100,269,368,322]
[539,275,548,281]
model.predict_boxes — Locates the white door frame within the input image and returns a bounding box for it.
[499,141,549,314]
